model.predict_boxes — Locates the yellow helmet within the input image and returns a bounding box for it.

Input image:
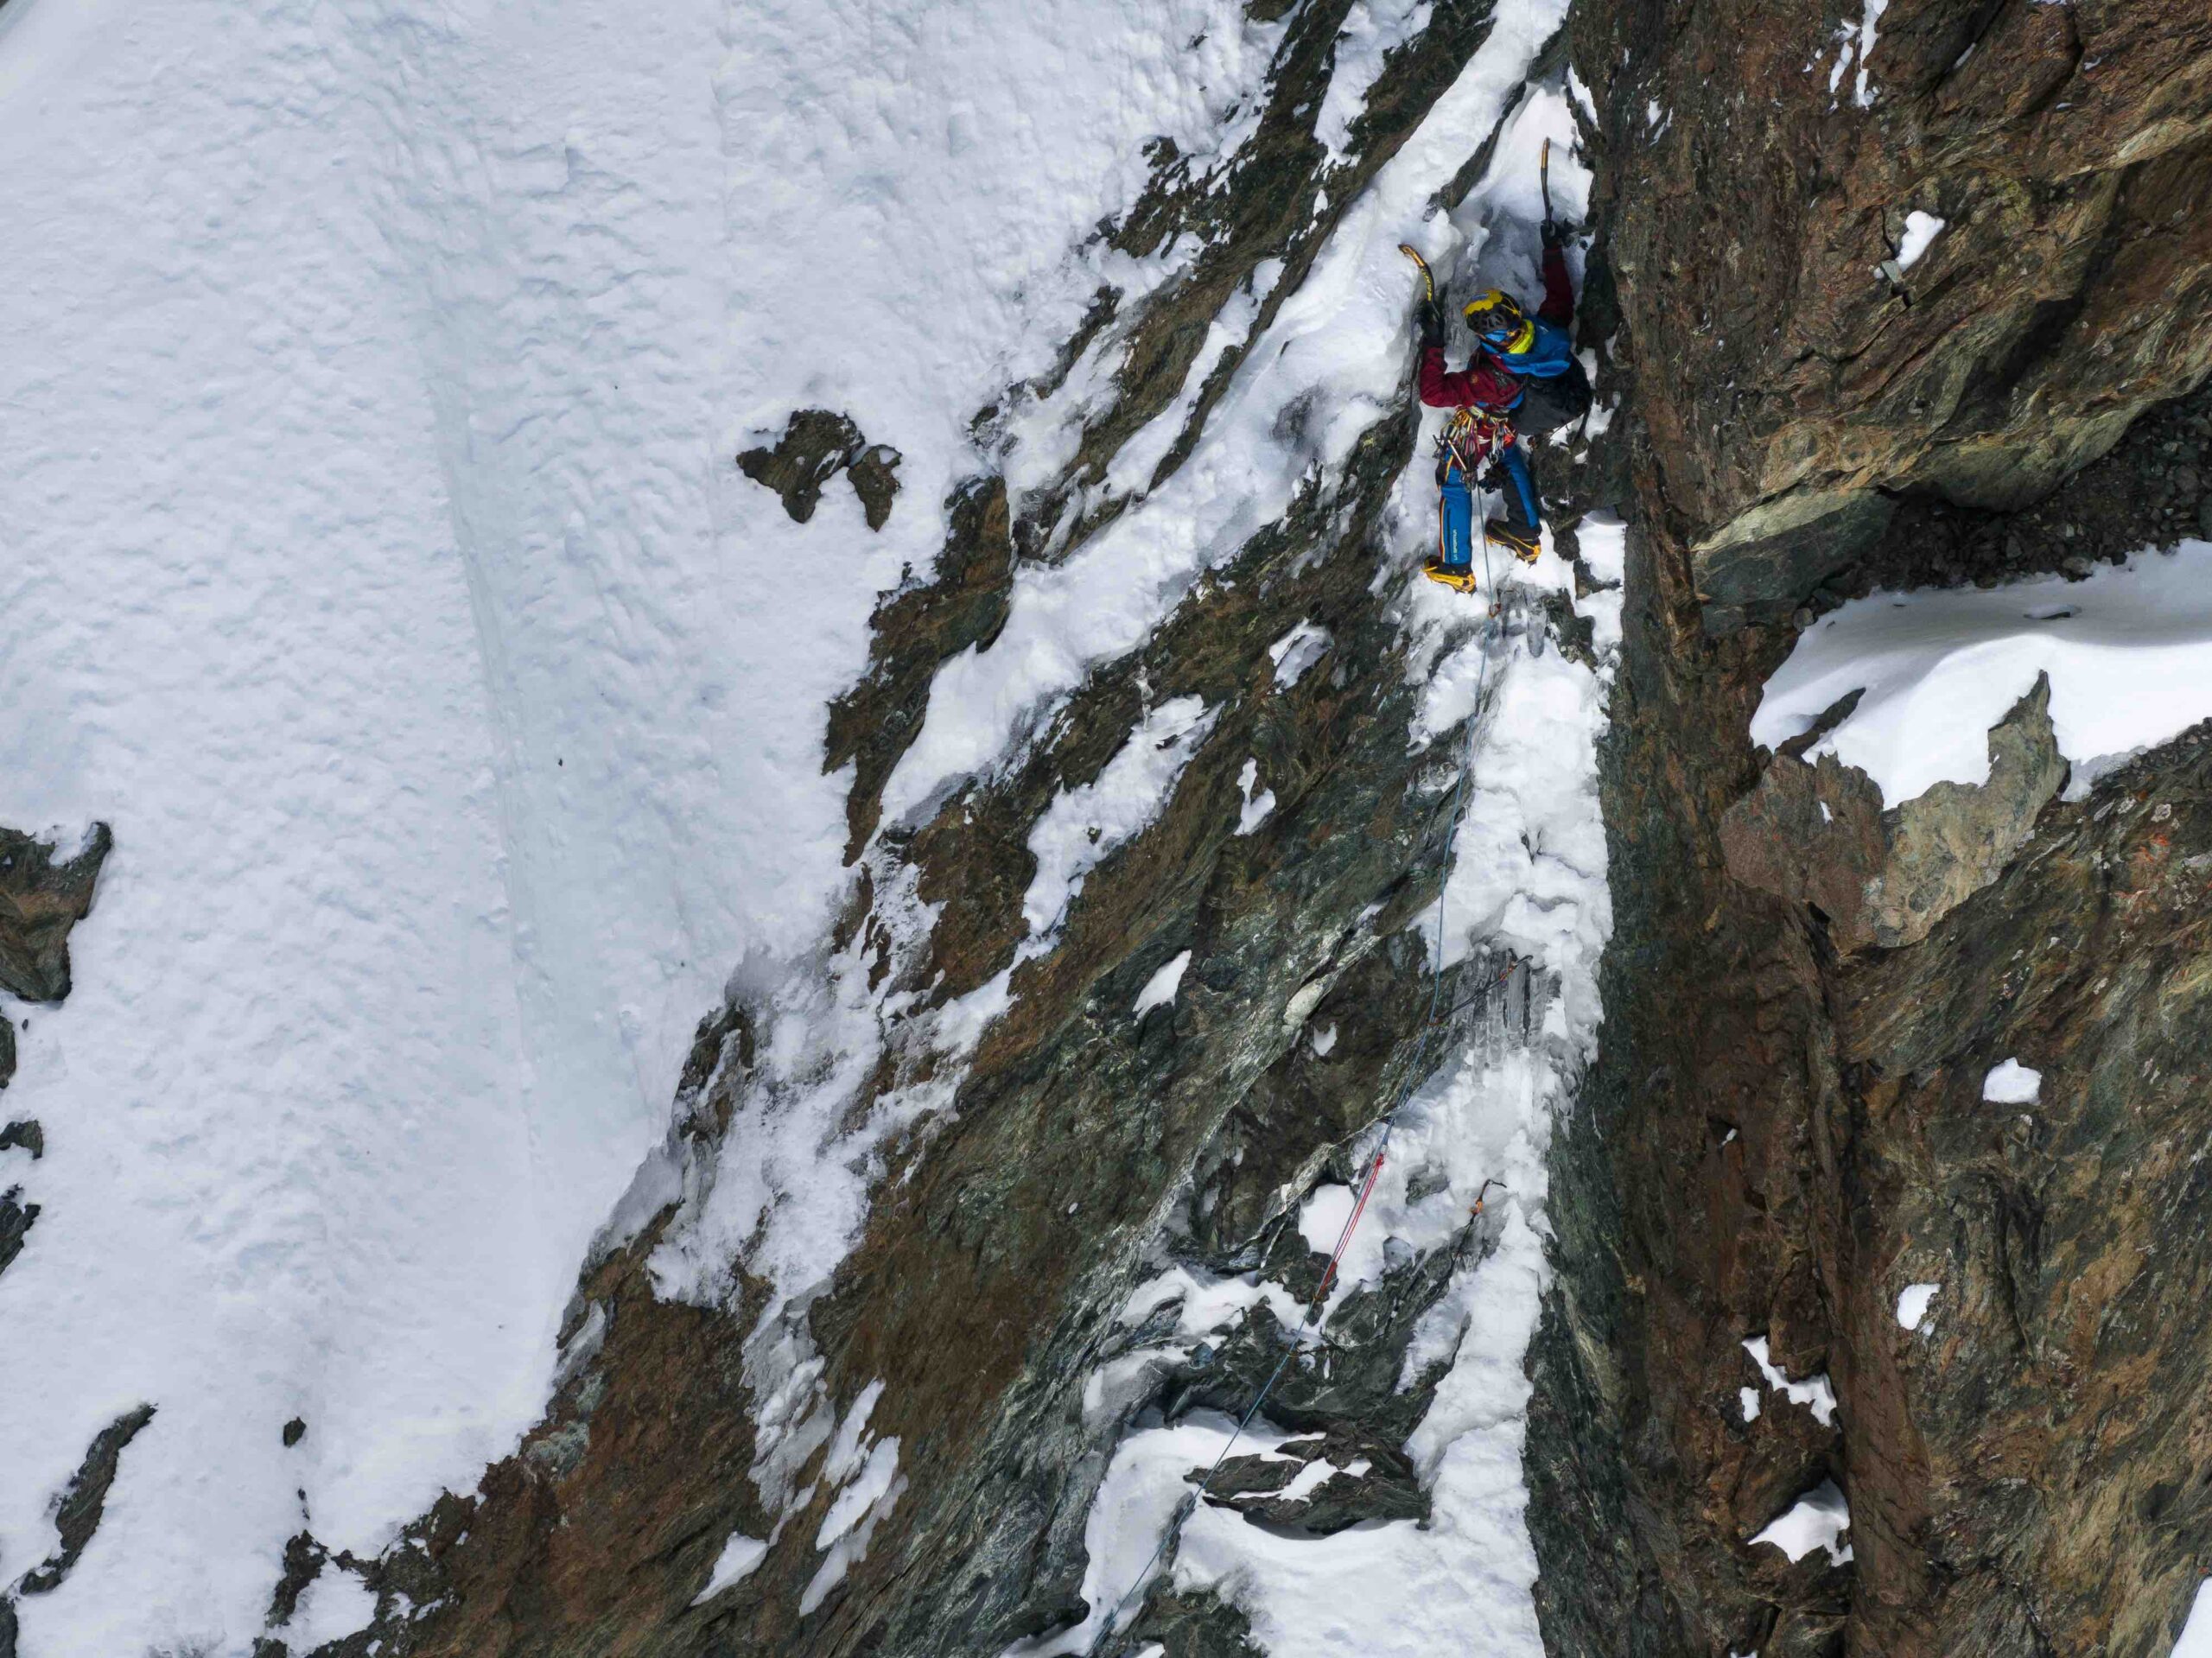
[1464,290,1535,353]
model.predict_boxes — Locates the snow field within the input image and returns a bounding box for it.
[1753,541,2212,807]
[0,0,750,1647]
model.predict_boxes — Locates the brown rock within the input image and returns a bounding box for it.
[0,823,112,1004]
[1720,677,2068,951]
[736,409,902,530]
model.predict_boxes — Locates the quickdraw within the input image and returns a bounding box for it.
[1438,406,1512,479]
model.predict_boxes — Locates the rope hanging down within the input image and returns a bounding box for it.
[1092,595,1519,1651]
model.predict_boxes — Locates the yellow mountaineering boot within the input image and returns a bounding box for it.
[1421,556,1479,594]
[1485,520,1541,563]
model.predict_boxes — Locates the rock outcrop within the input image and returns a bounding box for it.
[1529,1,2212,1654]
[738,409,904,530]
[0,823,111,1007]
[1582,0,2212,625]
[1719,675,2069,952]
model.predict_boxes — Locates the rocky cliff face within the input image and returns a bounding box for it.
[238,0,2212,1655]
[1533,1,2212,1655]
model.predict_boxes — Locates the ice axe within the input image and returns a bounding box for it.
[1541,137,1554,229]
[1397,241,1434,305]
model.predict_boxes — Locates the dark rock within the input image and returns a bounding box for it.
[0,1121,41,1159]
[1693,489,1896,619]
[283,1417,307,1447]
[17,1403,156,1595]
[0,1188,36,1280]
[1198,1426,1425,1534]
[262,1528,327,1629]
[0,823,111,1004]
[735,409,902,530]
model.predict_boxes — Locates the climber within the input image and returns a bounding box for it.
[1414,219,1590,581]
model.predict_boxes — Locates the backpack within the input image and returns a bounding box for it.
[1510,353,1592,439]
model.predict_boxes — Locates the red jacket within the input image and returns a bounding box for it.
[1418,247,1574,411]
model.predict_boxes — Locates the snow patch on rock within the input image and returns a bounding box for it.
[1744,1336,1840,1426]
[1751,1478,1853,1565]
[1752,541,2212,806]
[1133,950,1194,1017]
[1897,1283,1941,1331]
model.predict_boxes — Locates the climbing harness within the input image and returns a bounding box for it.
[1091,567,1522,1652]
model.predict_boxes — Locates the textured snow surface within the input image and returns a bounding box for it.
[0,0,753,1647]
[1753,541,2212,806]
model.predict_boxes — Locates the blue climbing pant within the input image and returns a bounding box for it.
[1440,441,1541,564]
[1493,440,1541,537]
[1437,463,1475,569]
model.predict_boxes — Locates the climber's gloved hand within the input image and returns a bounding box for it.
[1416,298,1445,347]
[1540,218,1567,250]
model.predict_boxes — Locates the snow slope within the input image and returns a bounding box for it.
[0,0,1295,1649]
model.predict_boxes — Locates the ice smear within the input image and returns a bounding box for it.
[1751,542,2212,805]
[1134,950,1194,1017]
[1270,621,1336,688]
[1897,1283,1940,1331]
[1739,1387,1762,1423]
[1751,1479,1853,1565]
[1983,1058,2043,1103]
[1897,210,1946,269]
[1236,758,1279,834]
[691,1533,770,1606]
[1744,1337,1840,1426]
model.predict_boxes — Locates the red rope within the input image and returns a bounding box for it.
[1313,1149,1386,1305]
